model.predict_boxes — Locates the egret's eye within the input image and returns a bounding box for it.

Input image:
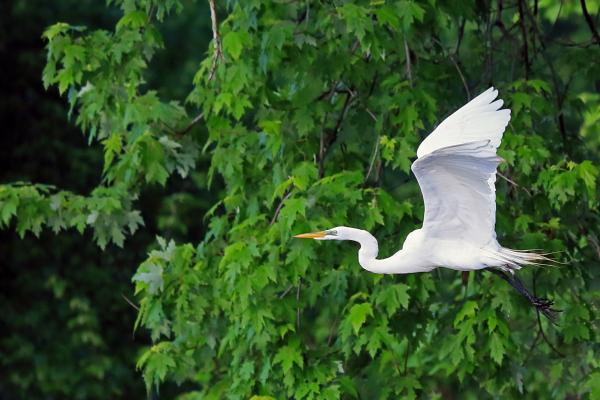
[327,230,338,236]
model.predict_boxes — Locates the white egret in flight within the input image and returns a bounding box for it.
[295,87,557,319]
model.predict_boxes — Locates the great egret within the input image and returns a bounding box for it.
[295,87,557,319]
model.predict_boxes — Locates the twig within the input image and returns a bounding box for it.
[449,55,470,101]
[316,81,340,101]
[121,293,140,311]
[315,41,359,100]
[158,120,177,134]
[270,190,293,225]
[517,0,530,79]
[532,274,565,357]
[375,160,383,184]
[365,135,380,183]
[403,339,410,375]
[319,92,354,178]
[331,91,353,139]
[521,1,571,154]
[556,39,595,48]
[386,341,403,377]
[364,108,380,183]
[587,233,600,261]
[430,36,469,100]
[279,284,294,299]
[147,5,155,23]
[345,87,357,99]
[494,0,504,31]
[492,18,520,81]
[296,277,302,330]
[207,0,222,81]
[534,298,564,357]
[318,120,327,178]
[350,39,361,55]
[523,328,542,364]
[483,7,494,84]
[316,81,341,178]
[178,112,205,135]
[497,171,532,196]
[367,73,379,98]
[551,0,564,32]
[327,315,339,346]
[580,0,600,45]
[403,37,413,85]
[365,107,377,122]
[457,18,476,84]
[304,0,310,26]
[455,18,465,56]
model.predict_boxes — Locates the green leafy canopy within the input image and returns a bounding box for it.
[2,0,600,398]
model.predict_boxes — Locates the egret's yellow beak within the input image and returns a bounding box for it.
[293,231,327,239]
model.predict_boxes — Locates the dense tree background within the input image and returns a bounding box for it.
[1,0,599,398]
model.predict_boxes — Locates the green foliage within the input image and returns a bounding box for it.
[1,0,201,251]
[0,183,143,248]
[2,0,600,398]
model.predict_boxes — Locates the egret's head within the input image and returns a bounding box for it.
[293,226,353,241]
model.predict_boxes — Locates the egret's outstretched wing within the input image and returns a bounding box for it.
[412,141,502,244]
[411,88,510,245]
[416,87,510,158]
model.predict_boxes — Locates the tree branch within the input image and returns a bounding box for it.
[449,55,471,101]
[121,293,140,311]
[587,232,600,261]
[404,37,413,85]
[207,0,222,81]
[497,171,532,196]
[522,2,572,155]
[580,0,600,45]
[455,17,466,56]
[403,339,410,375]
[533,274,565,357]
[431,36,470,101]
[319,91,354,178]
[364,137,380,183]
[318,116,327,178]
[551,0,564,32]
[517,0,530,79]
[296,277,302,330]
[178,112,205,136]
[270,189,293,225]
[331,91,353,140]
[364,108,380,183]
[327,315,339,346]
[523,328,542,364]
[279,284,294,299]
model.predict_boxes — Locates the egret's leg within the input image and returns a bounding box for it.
[487,268,558,321]
[461,271,469,287]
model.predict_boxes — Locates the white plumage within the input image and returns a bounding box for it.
[416,87,510,157]
[412,140,501,247]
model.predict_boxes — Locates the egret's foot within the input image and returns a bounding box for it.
[488,268,560,322]
[532,296,561,322]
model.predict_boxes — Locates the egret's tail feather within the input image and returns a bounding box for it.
[495,248,559,271]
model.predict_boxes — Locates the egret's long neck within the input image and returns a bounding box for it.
[355,230,379,269]
[351,229,426,274]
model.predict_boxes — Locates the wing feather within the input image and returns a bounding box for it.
[411,88,511,245]
[416,87,510,158]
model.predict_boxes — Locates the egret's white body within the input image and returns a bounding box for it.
[295,87,545,275]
